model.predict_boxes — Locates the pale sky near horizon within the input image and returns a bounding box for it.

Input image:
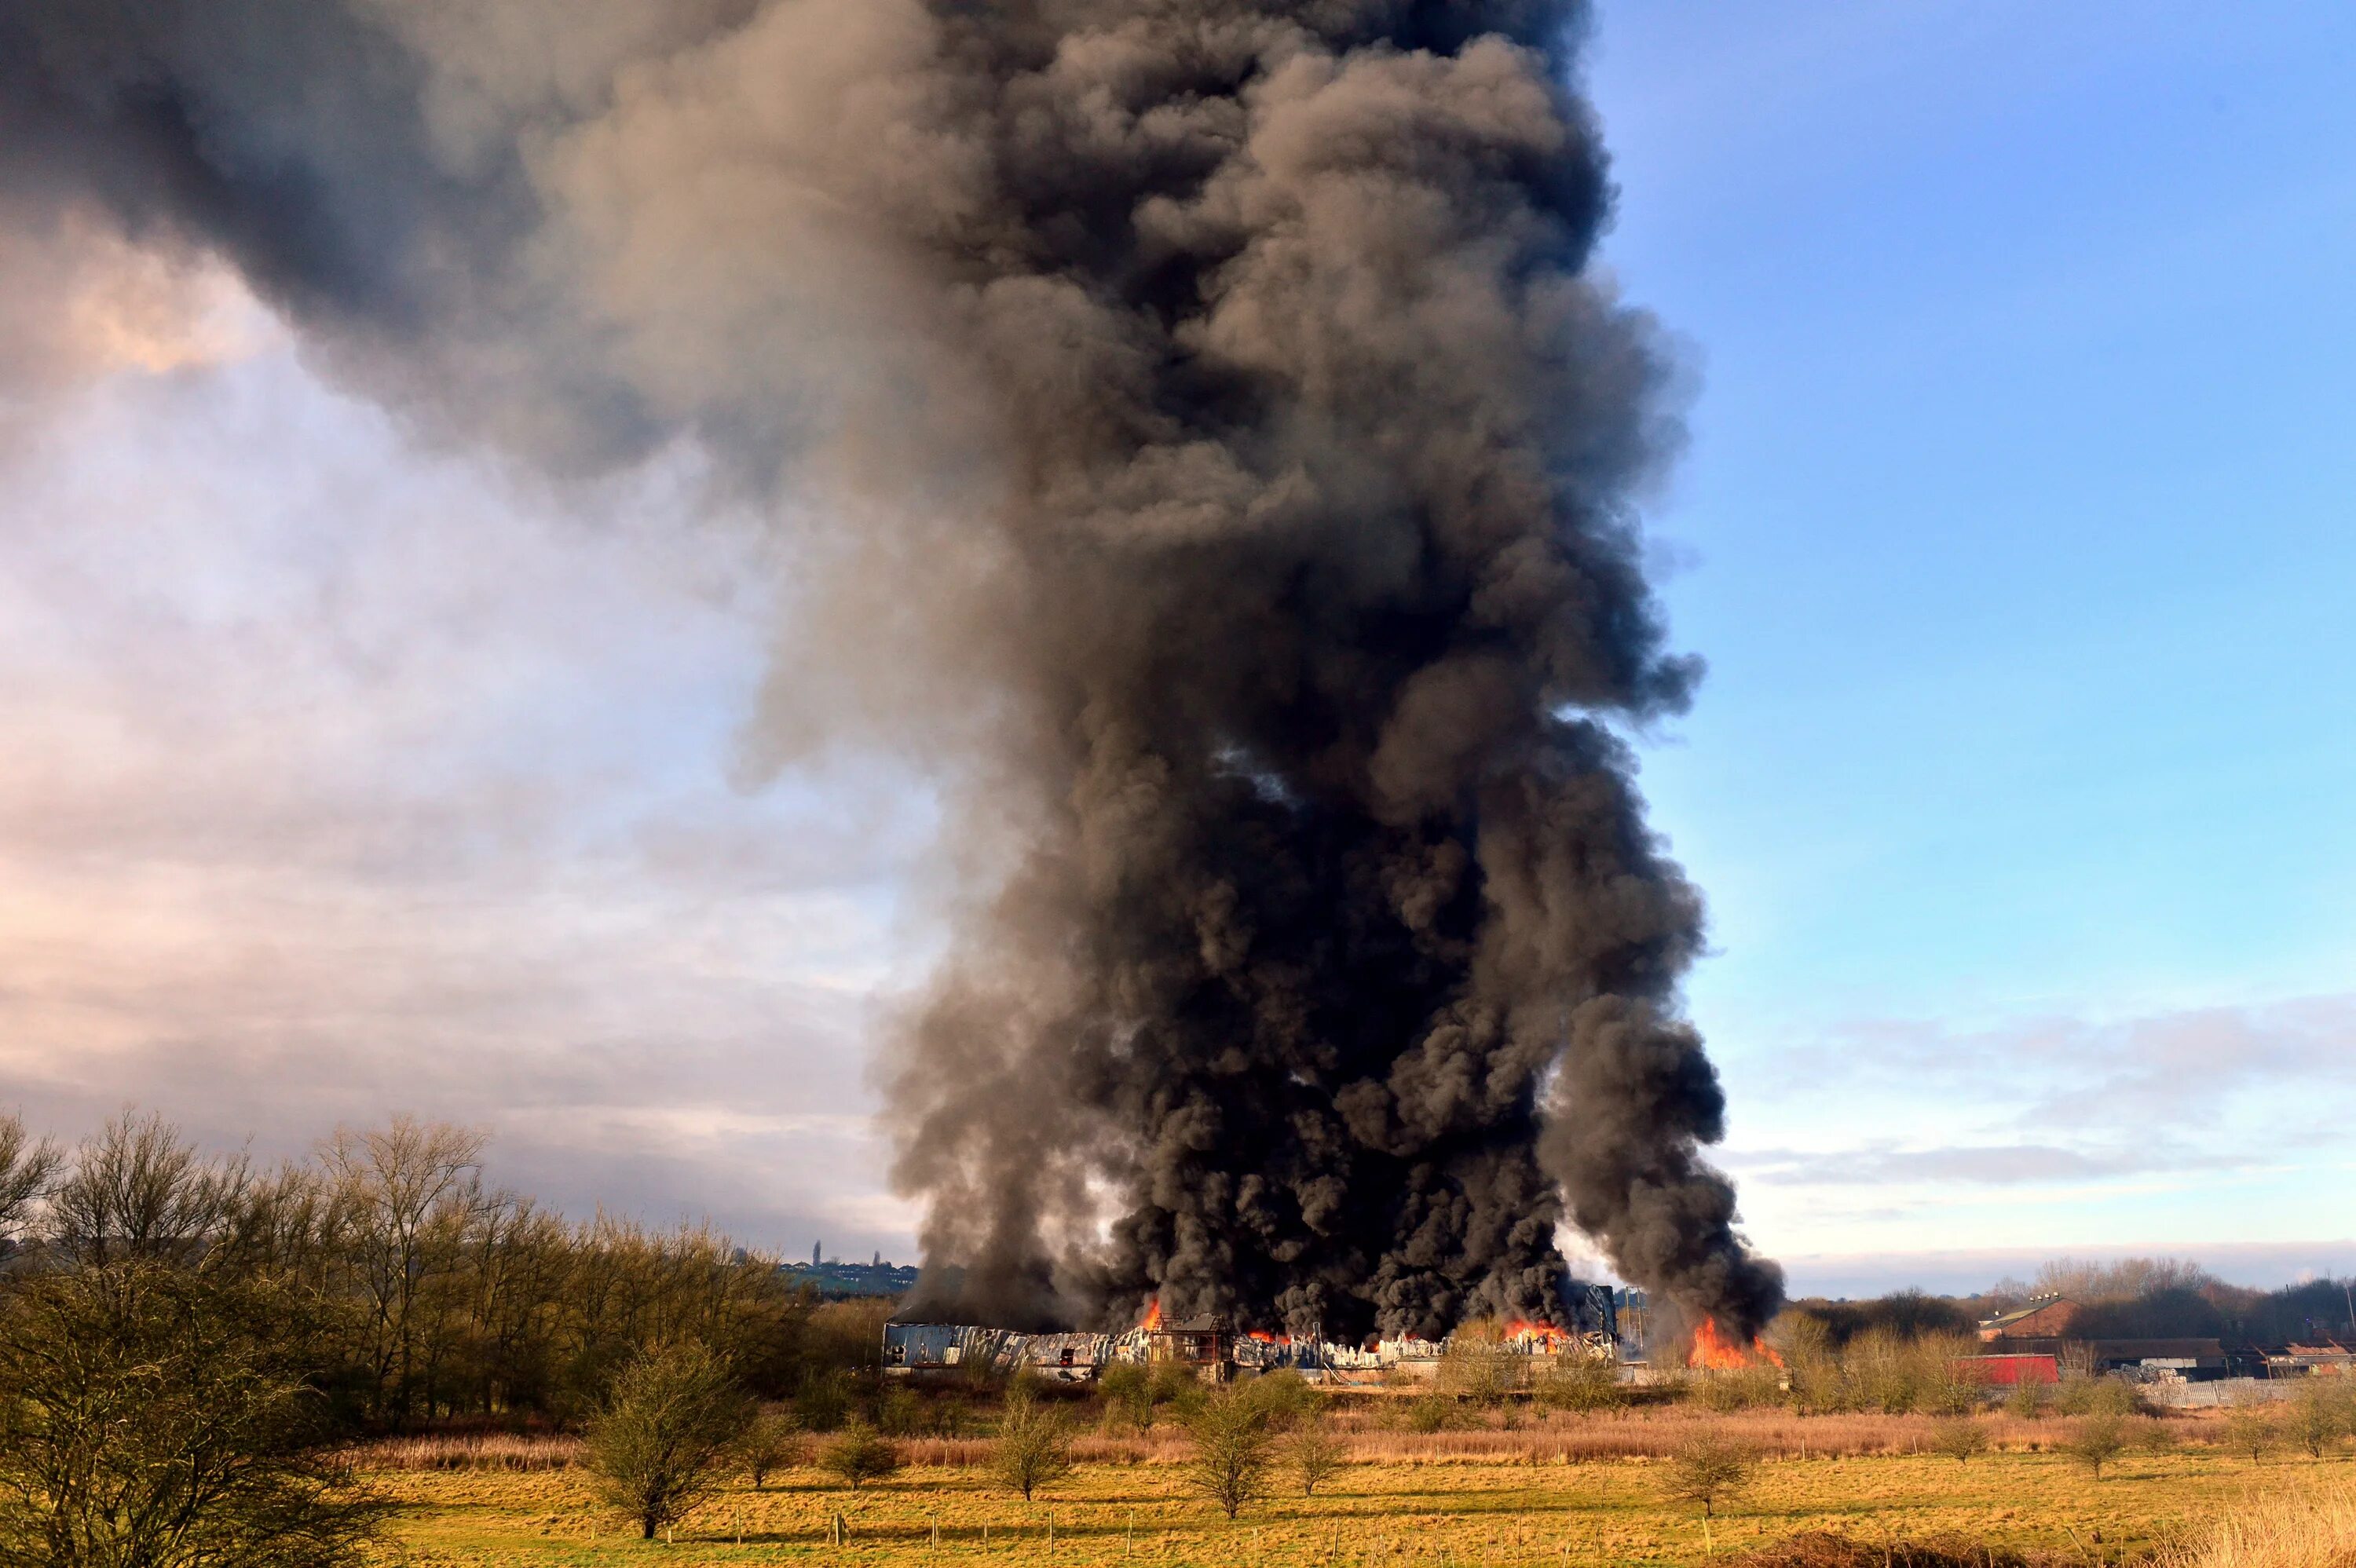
[2,2,2350,1299]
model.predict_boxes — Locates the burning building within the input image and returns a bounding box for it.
[887,1278,1627,1384]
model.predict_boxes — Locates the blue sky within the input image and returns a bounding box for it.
[0,3,2348,1296]
[1586,0,2356,1286]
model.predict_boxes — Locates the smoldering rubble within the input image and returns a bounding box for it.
[0,0,1783,1340]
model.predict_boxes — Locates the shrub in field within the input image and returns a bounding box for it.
[1916,1339,1988,1417]
[2285,1387,2349,1460]
[2222,1403,2279,1465]
[2133,1416,2181,1457]
[1150,1362,1199,1407]
[1776,1315,1851,1414]
[795,1370,853,1433]
[1245,1369,1316,1428]
[1928,1416,1992,1464]
[1697,1365,1784,1413]
[1283,1418,1348,1497]
[1535,1353,1623,1413]
[0,1261,390,1567]
[1662,1435,1754,1518]
[877,1384,925,1437]
[1183,1388,1273,1519]
[990,1394,1075,1500]
[1843,1329,1925,1413]
[2005,1378,2049,1421]
[1403,1394,1459,1433]
[2056,1374,2140,1419]
[737,1409,802,1489]
[817,1423,903,1490]
[1436,1320,1525,1406]
[2065,1413,2129,1480]
[1099,1363,1154,1430]
[584,1339,753,1540]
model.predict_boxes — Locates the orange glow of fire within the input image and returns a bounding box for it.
[1140,1298,1163,1332]
[1505,1318,1573,1347]
[1688,1318,1784,1371]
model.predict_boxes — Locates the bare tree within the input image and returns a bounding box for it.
[1184,1390,1274,1519]
[321,1117,487,1420]
[0,1262,388,1566]
[1929,1416,1992,1464]
[2285,1387,2350,1460]
[991,1391,1076,1500]
[0,1113,60,1248]
[48,1110,248,1266]
[1662,1436,1754,1518]
[816,1424,903,1490]
[1283,1417,1348,1497]
[2065,1413,2128,1480]
[2223,1402,2277,1466]
[738,1409,803,1489]
[584,1340,753,1539]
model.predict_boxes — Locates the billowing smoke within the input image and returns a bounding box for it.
[0,0,1783,1340]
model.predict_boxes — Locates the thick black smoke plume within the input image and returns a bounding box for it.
[0,0,1783,1340]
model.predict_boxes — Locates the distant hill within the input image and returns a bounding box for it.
[781,1259,920,1299]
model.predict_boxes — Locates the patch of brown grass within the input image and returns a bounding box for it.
[345,1431,583,1471]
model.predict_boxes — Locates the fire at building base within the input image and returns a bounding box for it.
[883,1283,1642,1384]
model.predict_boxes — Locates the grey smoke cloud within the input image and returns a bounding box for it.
[1,0,1782,1337]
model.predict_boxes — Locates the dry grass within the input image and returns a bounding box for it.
[1734,1531,2072,1568]
[346,1432,583,1471]
[351,1406,2218,1478]
[361,1427,2356,1566]
[2156,1488,2356,1568]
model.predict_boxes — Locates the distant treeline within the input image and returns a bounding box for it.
[0,1110,880,1432]
[1782,1259,2356,1350]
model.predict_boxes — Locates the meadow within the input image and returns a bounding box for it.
[360,1409,2355,1568]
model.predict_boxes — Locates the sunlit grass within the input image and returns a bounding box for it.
[364,1428,2356,1567]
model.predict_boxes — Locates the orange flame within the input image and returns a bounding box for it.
[1688,1318,1784,1371]
[1505,1318,1573,1347]
[1140,1298,1163,1332]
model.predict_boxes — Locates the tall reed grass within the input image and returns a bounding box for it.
[2157,1489,2356,1568]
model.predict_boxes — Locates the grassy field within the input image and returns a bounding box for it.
[364,1418,2355,1568]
